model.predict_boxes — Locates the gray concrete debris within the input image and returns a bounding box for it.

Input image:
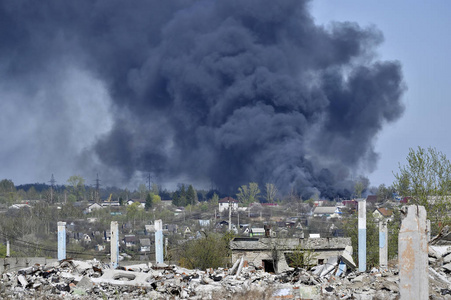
[2,247,451,299]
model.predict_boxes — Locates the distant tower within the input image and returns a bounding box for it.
[94,174,101,203]
[49,174,56,203]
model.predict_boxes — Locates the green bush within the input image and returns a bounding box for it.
[178,233,229,270]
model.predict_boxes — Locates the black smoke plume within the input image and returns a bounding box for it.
[0,0,404,198]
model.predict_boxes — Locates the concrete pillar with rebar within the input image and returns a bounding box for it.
[57,222,66,261]
[399,205,428,300]
[110,221,119,268]
[358,199,366,272]
[379,220,388,270]
[155,219,164,264]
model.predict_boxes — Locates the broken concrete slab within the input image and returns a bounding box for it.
[17,275,28,288]
[5,247,451,300]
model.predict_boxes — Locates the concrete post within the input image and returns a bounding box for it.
[228,204,232,231]
[6,240,10,257]
[358,199,366,272]
[155,219,164,264]
[165,237,168,260]
[379,220,388,270]
[426,219,431,242]
[399,205,428,300]
[57,222,66,261]
[110,221,119,268]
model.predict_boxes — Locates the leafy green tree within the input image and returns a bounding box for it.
[187,185,197,206]
[172,185,188,207]
[0,179,15,193]
[394,146,451,234]
[172,192,180,206]
[354,181,364,198]
[138,184,148,200]
[67,175,86,201]
[26,186,39,200]
[151,183,160,195]
[152,194,161,205]
[388,209,401,260]
[0,243,9,258]
[236,182,261,206]
[145,193,153,211]
[67,194,77,203]
[127,202,143,229]
[178,233,229,270]
[286,244,318,269]
[210,193,219,204]
[377,184,394,202]
[179,185,187,206]
[0,179,18,205]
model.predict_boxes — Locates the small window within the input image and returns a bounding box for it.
[318,259,324,265]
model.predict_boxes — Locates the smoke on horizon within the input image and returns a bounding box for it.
[0,0,405,198]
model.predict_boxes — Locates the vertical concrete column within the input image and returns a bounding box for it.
[165,237,168,260]
[228,204,232,231]
[379,220,388,270]
[155,219,164,264]
[426,219,431,242]
[6,240,10,257]
[399,205,428,300]
[110,221,119,268]
[358,199,366,272]
[57,222,66,260]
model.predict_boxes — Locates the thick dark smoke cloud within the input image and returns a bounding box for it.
[0,0,404,198]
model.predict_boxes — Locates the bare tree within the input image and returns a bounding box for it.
[265,183,278,203]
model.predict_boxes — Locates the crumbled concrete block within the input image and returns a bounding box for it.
[17,275,28,287]
[76,276,95,289]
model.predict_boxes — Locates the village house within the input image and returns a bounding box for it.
[373,207,394,220]
[250,228,266,237]
[124,235,137,248]
[198,219,211,227]
[312,206,341,218]
[126,199,145,208]
[84,203,102,214]
[163,224,178,234]
[139,238,151,252]
[366,195,379,206]
[104,230,111,242]
[218,197,239,213]
[181,226,192,238]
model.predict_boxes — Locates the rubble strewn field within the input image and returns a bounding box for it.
[1,246,451,300]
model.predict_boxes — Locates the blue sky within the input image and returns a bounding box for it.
[312,1,451,187]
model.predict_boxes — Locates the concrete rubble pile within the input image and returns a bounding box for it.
[3,246,451,299]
